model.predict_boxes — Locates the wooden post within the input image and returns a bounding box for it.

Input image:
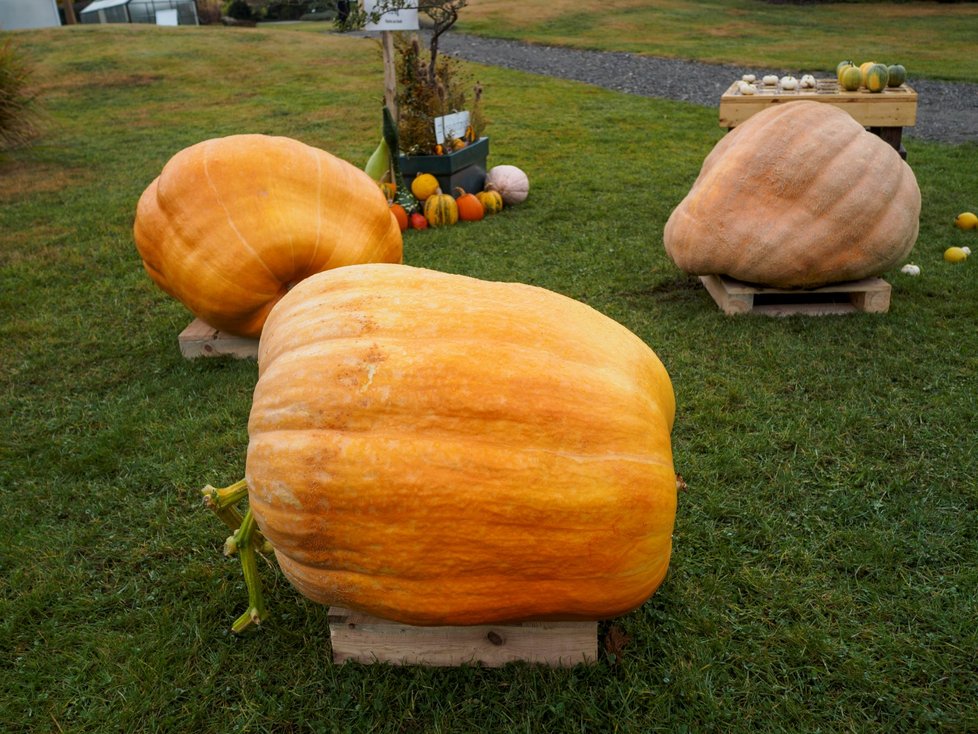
[381,30,398,120]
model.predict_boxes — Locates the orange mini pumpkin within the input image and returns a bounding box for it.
[246,264,678,626]
[663,101,920,288]
[454,187,485,222]
[133,134,402,338]
[389,203,408,232]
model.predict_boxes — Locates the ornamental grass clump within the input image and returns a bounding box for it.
[0,38,39,150]
[394,35,486,155]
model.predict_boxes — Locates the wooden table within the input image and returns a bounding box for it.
[719,79,918,158]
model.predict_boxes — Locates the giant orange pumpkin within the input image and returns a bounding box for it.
[663,101,920,288]
[245,264,678,626]
[133,134,403,338]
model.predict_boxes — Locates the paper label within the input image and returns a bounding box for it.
[363,0,419,31]
[433,111,470,144]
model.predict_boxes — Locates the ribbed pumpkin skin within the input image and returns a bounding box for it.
[246,264,677,626]
[133,134,403,338]
[663,101,920,288]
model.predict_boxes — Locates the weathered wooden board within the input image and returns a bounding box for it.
[178,318,258,359]
[328,607,599,668]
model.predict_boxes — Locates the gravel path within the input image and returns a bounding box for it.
[438,33,978,145]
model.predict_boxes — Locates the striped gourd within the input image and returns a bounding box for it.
[423,190,459,227]
[865,64,889,93]
[476,189,504,215]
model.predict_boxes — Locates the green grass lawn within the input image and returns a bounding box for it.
[458,0,978,82]
[1,20,977,733]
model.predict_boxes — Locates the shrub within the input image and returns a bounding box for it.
[0,38,39,150]
[223,0,254,20]
[196,0,223,23]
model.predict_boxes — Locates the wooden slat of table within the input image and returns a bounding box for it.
[718,80,917,129]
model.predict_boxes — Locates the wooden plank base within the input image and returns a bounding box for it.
[700,274,891,316]
[178,318,259,359]
[328,607,598,668]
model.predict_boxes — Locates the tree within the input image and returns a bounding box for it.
[343,0,467,88]
[62,0,78,24]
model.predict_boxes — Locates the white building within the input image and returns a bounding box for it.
[0,0,62,30]
[79,0,198,25]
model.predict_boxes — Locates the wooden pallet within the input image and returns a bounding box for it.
[700,274,891,316]
[178,318,258,359]
[328,607,598,668]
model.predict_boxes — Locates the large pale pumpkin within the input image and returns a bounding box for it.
[246,264,677,626]
[134,134,402,338]
[663,101,920,288]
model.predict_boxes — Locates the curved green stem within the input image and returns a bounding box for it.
[202,479,273,632]
[202,479,249,532]
[202,479,272,553]
[230,507,266,634]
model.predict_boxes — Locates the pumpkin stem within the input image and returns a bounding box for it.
[202,479,272,552]
[227,507,267,634]
[202,479,249,532]
[203,479,273,632]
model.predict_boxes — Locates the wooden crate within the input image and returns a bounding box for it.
[700,274,891,316]
[178,318,258,359]
[718,79,917,129]
[328,607,598,668]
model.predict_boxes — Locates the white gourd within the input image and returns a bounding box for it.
[485,165,530,205]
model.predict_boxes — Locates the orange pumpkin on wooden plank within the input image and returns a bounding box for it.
[246,264,678,626]
[134,134,402,339]
[663,101,920,288]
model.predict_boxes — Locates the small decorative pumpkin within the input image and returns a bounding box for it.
[410,173,440,202]
[453,187,485,222]
[840,65,862,91]
[476,188,504,215]
[133,134,402,339]
[389,203,408,232]
[409,211,428,230]
[423,189,459,227]
[865,63,889,93]
[247,264,678,626]
[836,60,854,82]
[663,101,920,289]
[859,61,877,87]
[485,165,530,205]
[887,64,906,87]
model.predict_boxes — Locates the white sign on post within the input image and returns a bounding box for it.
[363,0,420,31]
[434,111,470,144]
